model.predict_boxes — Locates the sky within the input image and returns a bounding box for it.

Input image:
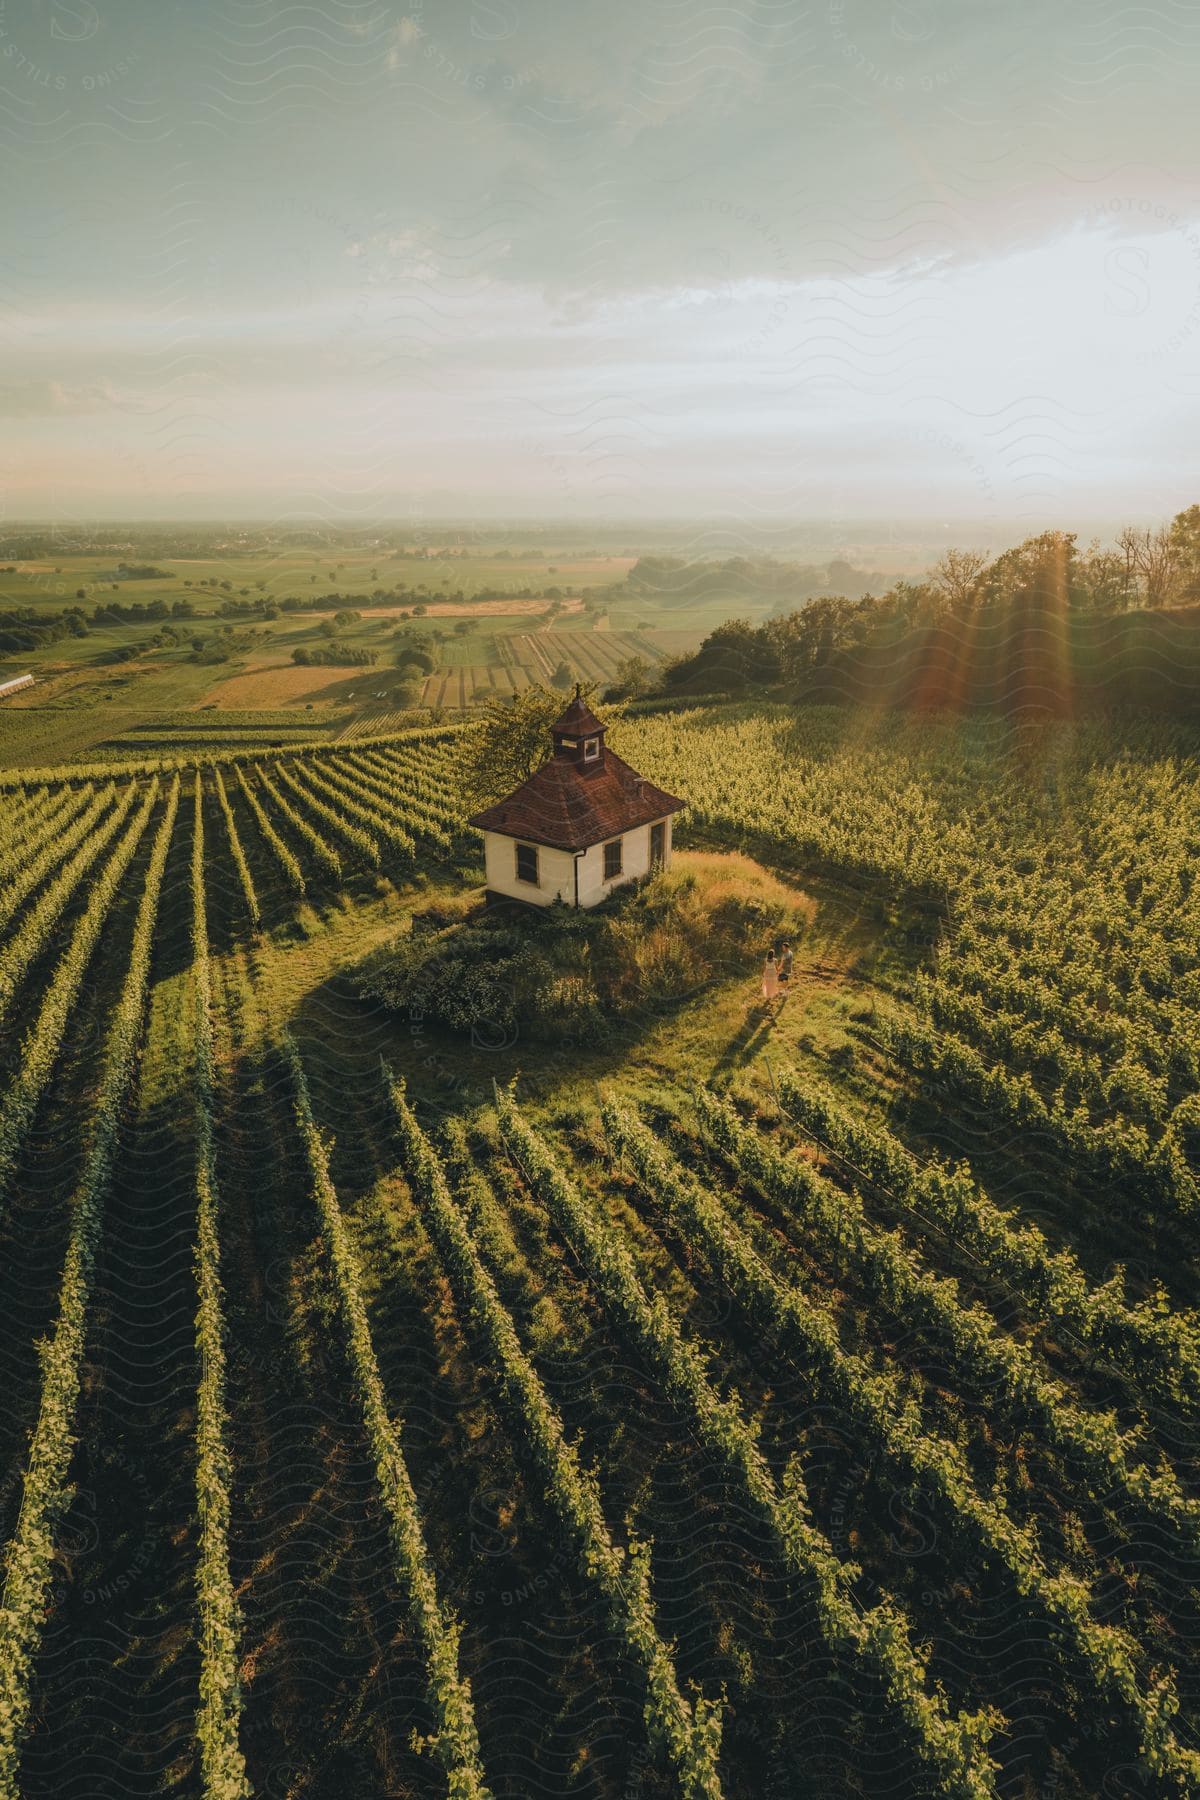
[2,0,1199,531]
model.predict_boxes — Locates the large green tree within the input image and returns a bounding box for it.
[979,531,1078,610]
[1169,504,1200,599]
[465,681,609,806]
[605,654,651,700]
[661,617,782,692]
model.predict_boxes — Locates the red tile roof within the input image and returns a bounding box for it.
[549,693,608,739]
[468,746,685,851]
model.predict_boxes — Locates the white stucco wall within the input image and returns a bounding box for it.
[482,814,673,908]
[483,833,578,904]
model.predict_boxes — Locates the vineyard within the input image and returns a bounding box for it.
[417,628,683,711]
[0,703,1198,1798]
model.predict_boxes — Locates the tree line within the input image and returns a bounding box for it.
[636,511,1200,715]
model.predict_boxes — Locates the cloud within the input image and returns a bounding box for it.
[4,0,1200,514]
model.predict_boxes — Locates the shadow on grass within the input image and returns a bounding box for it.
[709,1000,782,1081]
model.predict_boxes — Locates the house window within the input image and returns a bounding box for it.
[584,737,600,760]
[559,737,577,750]
[603,838,623,880]
[650,821,666,868]
[515,842,539,885]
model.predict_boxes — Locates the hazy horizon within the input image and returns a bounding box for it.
[3,514,1171,573]
[5,0,1199,526]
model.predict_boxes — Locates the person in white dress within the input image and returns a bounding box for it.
[761,950,780,1003]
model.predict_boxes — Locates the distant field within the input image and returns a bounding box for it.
[0,552,629,609]
[421,626,702,708]
[0,708,127,767]
[0,543,724,762]
[200,665,392,709]
[0,553,615,724]
[366,597,585,617]
[0,657,242,766]
[0,703,352,766]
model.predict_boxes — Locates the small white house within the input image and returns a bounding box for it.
[467,691,685,909]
